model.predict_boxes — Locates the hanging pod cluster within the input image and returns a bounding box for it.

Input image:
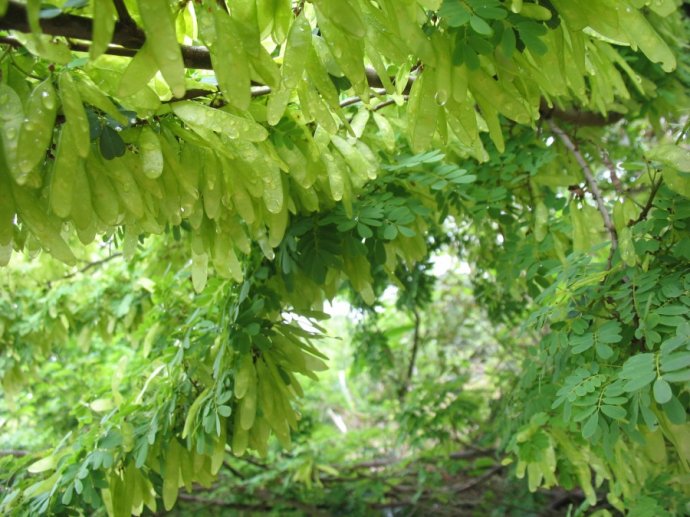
[0,0,680,272]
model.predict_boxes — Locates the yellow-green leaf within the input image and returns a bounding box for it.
[16,79,58,177]
[58,73,90,158]
[117,42,159,97]
[163,440,181,511]
[137,0,186,98]
[50,127,80,219]
[0,83,25,181]
[407,72,439,153]
[139,127,164,179]
[91,0,116,60]
[27,455,56,474]
[172,101,267,142]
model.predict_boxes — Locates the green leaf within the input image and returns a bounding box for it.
[596,343,614,360]
[600,405,626,420]
[664,370,690,383]
[475,6,507,20]
[117,42,159,98]
[406,72,439,153]
[652,377,672,404]
[469,15,493,36]
[570,333,593,354]
[662,396,686,425]
[582,411,598,439]
[621,353,656,392]
[163,440,181,510]
[439,0,471,27]
[16,79,58,177]
[58,73,90,158]
[27,455,56,473]
[137,0,186,97]
[210,8,251,110]
[0,83,24,180]
[99,126,126,160]
[661,352,690,372]
[620,7,676,72]
[91,0,116,60]
[138,127,164,179]
[172,102,268,142]
[648,144,690,197]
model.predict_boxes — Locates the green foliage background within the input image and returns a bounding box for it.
[1,0,690,515]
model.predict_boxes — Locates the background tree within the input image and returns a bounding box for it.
[1,0,689,515]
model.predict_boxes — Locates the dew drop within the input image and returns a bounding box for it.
[435,90,448,107]
[41,91,55,109]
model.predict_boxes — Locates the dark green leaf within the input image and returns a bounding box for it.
[99,126,126,160]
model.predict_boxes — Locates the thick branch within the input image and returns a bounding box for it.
[548,120,618,250]
[540,100,625,127]
[112,0,136,28]
[1,1,144,48]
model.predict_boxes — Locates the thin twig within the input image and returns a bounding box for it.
[177,494,272,511]
[599,147,624,195]
[59,253,123,281]
[449,464,503,492]
[548,120,618,251]
[222,460,246,480]
[398,308,421,400]
[633,175,662,225]
[373,98,400,112]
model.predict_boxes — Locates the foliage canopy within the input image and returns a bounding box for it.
[1,0,690,514]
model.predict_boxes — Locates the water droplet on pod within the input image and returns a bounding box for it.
[435,90,448,107]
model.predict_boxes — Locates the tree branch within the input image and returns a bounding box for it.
[548,120,618,251]
[177,494,272,511]
[540,100,625,127]
[57,253,123,281]
[398,308,421,400]
[1,1,144,48]
[449,465,504,492]
[633,177,663,225]
[599,147,624,195]
[0,449,29,457]
[112,0,136,28]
